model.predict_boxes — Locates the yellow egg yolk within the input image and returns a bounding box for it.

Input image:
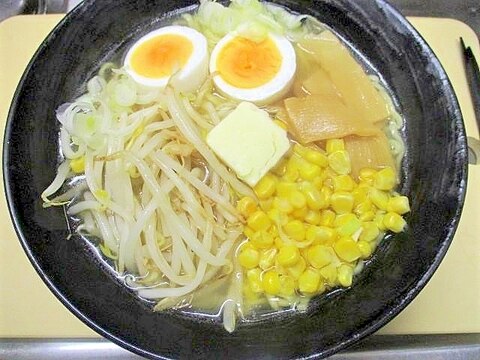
[130,34,193,78]
[216,37,282,89]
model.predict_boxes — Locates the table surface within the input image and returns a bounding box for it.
[0,14,479,339]
[391,0,479,36]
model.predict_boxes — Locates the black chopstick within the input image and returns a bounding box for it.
[460,37,480,134]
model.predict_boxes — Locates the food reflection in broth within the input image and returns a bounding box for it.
[42,0,410,332]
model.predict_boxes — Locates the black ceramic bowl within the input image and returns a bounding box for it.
[3,0,468,359]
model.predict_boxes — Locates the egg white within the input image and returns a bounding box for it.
[209,33,296,104]
[124,25,208,92]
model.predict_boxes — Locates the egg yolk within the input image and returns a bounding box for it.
[216,37,282,89]
[130,34,193,78]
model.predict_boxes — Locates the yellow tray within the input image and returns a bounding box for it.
[0,15,479,338]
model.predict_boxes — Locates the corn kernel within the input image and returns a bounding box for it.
[254,174,277,199]
[320,209,336,227]
[304,210,321,225]
[279,275,296,296]
[305,149,328,167]
[307,245,332,269]
[383,212,406,233]
[287,257,306,279]
[244,226,255,239]
[334,213,354,227]
[298,268,321,293]
[369,188,389,211]
[333,175,355,192]
[284,220,306,241]
[259,248,277,270]
[320,264,337,286]
[247,268,263,293]
[272,197,294,214]
[352,187,369,205]
[70,156,85,173]
[387,196,410,215]
[239,247,260,269]
[274,236,286,249]
[331,192,354,214]
[323,167,338,181]
[323,177,334,190]
[334,238,361,262]
[306,226,337,245]
[259,198,273,212]
[359,210,375,222]
[263,271,281,295]
[360,178,373,187]
[247,211,271,231]
[336,215,362,237]
[305,225,318,243]
[360,222,380,242]
[274,119,288,130]
[240,241,256,252]
[247,280,263,300]
[287,153,304,172]
[276,182,297,197]
[311,175,322,188]
[282,168,299,182]
[293,143,308,157]
[317,280,326,294]
[289,191,307,209]
[358,181,371,189]
[299,163,322,181]
[374,167,396,191]
[357,240,373,259]
[291,207,308,220]
[251,230,274,249]
[277,245,301,267]
[337,264,353,287]
[359,168,377,182]
[247,268,261,281]
[302,184,327,210]
[237,197,257,217]
[354,200,373,217]
[269,225,279,238]
[320,186,332,206]
[328,150,351,175]
[267,208,288,225]
[374,212,387,231]
[326,138,345,153]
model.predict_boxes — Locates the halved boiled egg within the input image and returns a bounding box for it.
[210,33,296,104]
[124,26,208,92]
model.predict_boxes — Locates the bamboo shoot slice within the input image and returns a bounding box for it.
[344,133,396,179]
[284,95,377,144]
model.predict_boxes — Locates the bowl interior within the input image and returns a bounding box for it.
[3,0,467,359]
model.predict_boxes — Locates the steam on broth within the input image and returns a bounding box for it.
[42,0,409,332]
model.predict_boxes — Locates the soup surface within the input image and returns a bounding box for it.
[42,0,409,332]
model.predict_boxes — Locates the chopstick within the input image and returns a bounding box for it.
[461,37,480,134]
[460,37,480,165]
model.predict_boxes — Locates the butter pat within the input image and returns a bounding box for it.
[206,102,291,187]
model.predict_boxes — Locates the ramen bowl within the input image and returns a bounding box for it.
[3,0,467,359]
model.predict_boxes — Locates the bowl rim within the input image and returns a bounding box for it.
[2,0,468,358]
